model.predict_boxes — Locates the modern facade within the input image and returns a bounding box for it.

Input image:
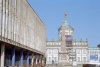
[88,47,100,65]
[46,13,88,66]
[0,0,46,67]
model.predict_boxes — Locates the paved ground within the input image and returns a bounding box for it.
[46,65,82,67]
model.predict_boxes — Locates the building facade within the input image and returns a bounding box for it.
[46,13,88,66]
[0,0,46,67]
[88,47,100,65]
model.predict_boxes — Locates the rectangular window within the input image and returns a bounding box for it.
[83,57,86,61]
[83,49,86,54]
[48,57,51,61]
[54,57,57,62]
[54,50,56,54]
[48,49,52,54]
[77,57,80,62]
[77,49,80,54]
[54,49,58,54]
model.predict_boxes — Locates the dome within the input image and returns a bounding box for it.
[58,21,73,31]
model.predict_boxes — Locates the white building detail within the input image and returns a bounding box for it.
[46,13,88,65]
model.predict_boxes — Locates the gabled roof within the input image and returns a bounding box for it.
[58,20,73,31]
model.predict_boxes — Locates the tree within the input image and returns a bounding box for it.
[97,44,100,48]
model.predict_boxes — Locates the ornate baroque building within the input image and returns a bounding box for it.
[46,13,88,66]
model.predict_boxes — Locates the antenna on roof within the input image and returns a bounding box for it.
[64,12,67,20]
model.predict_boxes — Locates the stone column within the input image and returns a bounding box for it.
[12,47,15,66]
[42,58,45,67]
[39,59,42,67]
[34,58,36,67]
[36,58,38,67]
[1,44,5,67]
[31,54,35,67]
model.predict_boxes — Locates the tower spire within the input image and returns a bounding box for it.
[64,12,67,20]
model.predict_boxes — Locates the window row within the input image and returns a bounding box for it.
[47,57,58,62]
[77,57,87,62]
[65,32,73,35]
[60,30,73,35]
[47,49,58,54]
[76,49,87,54]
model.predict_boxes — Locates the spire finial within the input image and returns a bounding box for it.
[64,12,67,20]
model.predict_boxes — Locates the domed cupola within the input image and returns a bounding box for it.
[58,13,73,31]
[58,20,73,31]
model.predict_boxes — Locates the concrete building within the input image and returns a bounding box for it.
[88,47,100,65]
[46,13,88,66]
[0,0,46,67]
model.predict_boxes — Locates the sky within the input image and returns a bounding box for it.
[27,0,100,47]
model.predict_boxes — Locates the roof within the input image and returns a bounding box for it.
[58,20,73,31]
[88,47,100,50]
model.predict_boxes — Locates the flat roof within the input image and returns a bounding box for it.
[88,47,100,50]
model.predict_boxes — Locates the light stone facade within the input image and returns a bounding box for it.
[46,14,88,66]
[0,0,46,56]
